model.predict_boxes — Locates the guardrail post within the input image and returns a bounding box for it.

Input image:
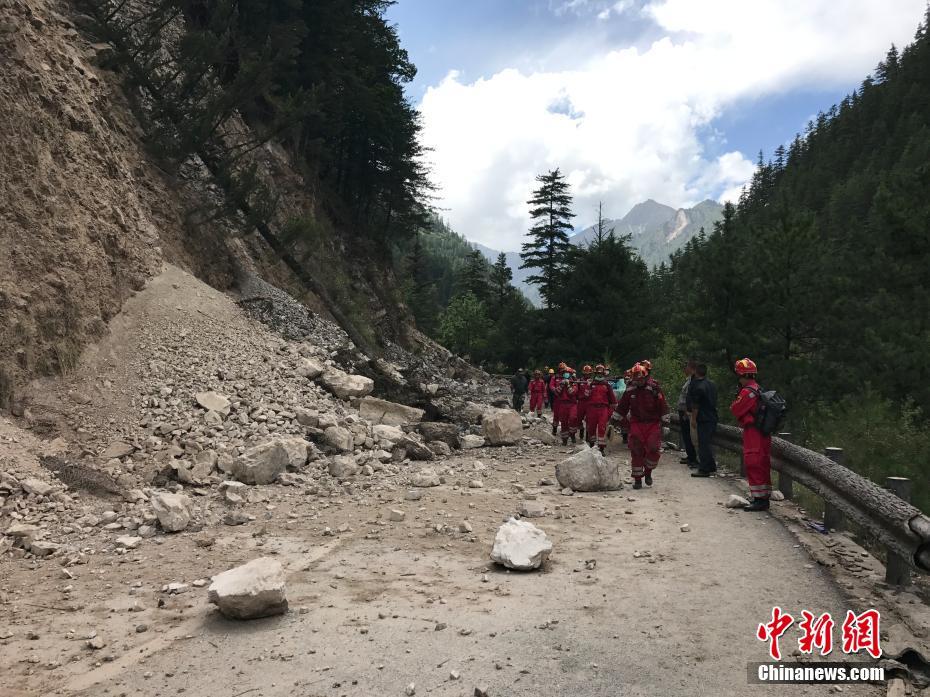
[885,477,912,586]
[776,433,793,500]
[823,447,845,531]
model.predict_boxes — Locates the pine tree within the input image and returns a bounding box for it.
[458,249,489,300]
[520,169,575,309]
[488,253,513,314]
[591,201,615,247]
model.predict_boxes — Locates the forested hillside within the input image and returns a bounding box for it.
[653,11,930,508]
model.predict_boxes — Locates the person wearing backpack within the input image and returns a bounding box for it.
[731,358,772,511]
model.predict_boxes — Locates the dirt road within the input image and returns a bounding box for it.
[1,440,881,697]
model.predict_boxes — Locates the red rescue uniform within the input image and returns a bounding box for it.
[528,378,548,415]
[576,377,591,436]
[583,379,617,448]
[554,378,579,439]
[616,378,669,480]
[730,380,772,500]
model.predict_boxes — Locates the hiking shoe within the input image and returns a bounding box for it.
[644,473,653,486]
[562,438,569,446]
[632,479,642,490]
[691,471,713,478]
[570,435,577,444]
[743,498,771,512]
[551,425,558,436]
[679,456,691,464]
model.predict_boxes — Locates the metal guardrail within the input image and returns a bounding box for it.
[669,415,930,583]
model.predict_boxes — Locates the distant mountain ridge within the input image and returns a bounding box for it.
[570,199,723,266]
[475,198,723,306]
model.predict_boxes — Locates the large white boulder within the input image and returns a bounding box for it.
[207,558,288,620]
[195,391,231,416]
[555,447,623,492]
[319,369,374,400]
[359,397,425,426]
[150,492,192,532]
[231,438,309,485]
[373,424,405,446]
[482,408,523,446]
[490,518,553,571]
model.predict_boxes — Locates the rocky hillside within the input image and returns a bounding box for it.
[0,0,439,415]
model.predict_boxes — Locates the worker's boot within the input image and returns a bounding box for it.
[578,426,585,441]
[562,437,569,446]
[632,478,642,490]
[743,498,770,512]
[551,424,558,436]
[644,473,653,486]
[598,445,606,454]
[570,434,577,444]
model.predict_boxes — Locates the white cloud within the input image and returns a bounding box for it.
[418,0,926,250]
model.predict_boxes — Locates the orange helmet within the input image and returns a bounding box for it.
[595,364,606,373]
[735,358,758,376]
[548,368,555,374]
[630,363,648,380]
[582,364,593,375]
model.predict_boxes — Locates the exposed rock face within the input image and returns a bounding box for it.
[490,518,552,570]
[319,369,374,400]
[482,408,522,446]
[195,391,231,415]
[555,448,622,492]
[417,422,460,449]
[231,438,308,485]
[359,397,424,426]
[150,492,192,532]
[207,558,288,620]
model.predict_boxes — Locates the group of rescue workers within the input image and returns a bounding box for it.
[512,357,773,511]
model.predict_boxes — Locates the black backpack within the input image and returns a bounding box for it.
[746,385,787,436]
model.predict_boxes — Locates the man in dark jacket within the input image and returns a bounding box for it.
[688,363,718,476]
[510,369,529,412]
[676,358,698,467]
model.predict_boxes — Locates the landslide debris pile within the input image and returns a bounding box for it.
[0,266,519,561]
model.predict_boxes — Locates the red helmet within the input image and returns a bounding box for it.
[569,366,576,374]
[558,361,567,371]
[734,358,758,376]
[630,363,648,380]
[595,364,606,373]
[582,364,593,375]
[640,359,653,373]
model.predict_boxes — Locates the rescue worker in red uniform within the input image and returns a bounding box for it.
[583,364,617,452]
[576,365,593,442]
[554,366,579,445]
[549,363,567,435]
[528,370,548,417]
[731,358,772,512]
[616,363,669,489]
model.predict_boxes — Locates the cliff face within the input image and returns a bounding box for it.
[0,0,416,410]
[0,0,177,400]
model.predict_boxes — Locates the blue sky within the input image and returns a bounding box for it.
[387,0,925,250]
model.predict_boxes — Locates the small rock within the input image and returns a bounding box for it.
[474,685,490,697]
[490,517,552,571]
[150,492,192,532]
[208,558,288,620]
[389,510,406,522]
[195,391,231,415]
[680,524,690,533]
[115,536,142,550]
[410,469,440,488]
[726,494,750,509]
[405,683,416,696]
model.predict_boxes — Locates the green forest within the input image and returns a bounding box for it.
[408,11,930,509]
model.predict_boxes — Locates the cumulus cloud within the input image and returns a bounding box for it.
[418,0,926,250]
